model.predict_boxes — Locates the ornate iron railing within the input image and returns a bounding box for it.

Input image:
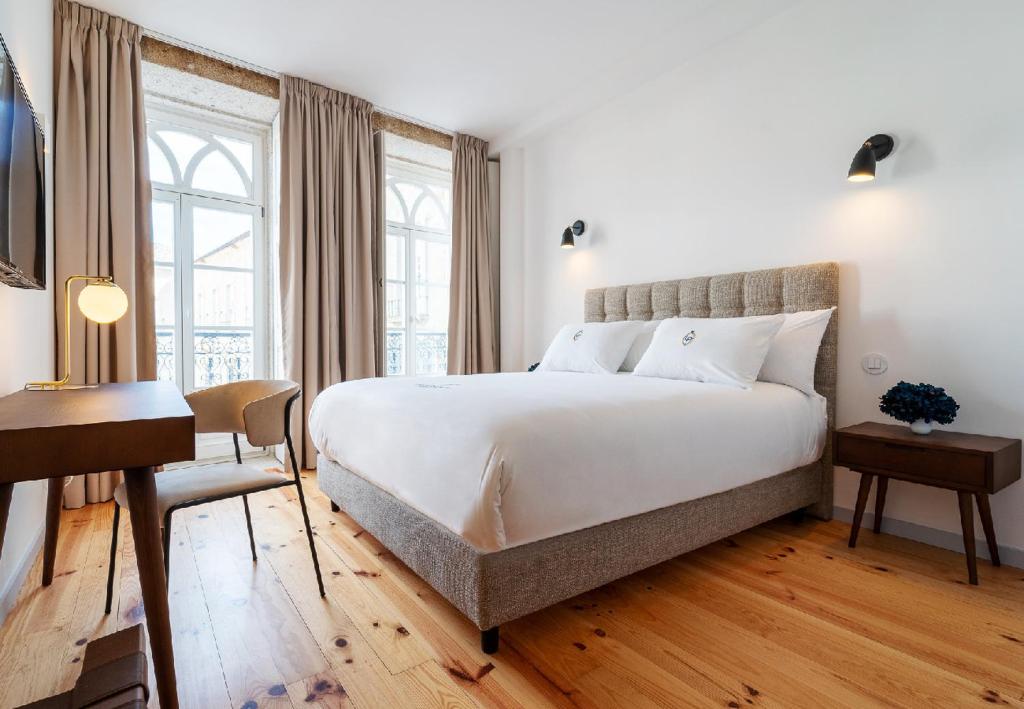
[156,329,176,382]
[386,330,447,376]
[157,329,253,386]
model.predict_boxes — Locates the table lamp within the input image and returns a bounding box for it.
[26,275,129,390]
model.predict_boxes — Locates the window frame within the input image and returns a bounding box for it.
[384,159,453,376]
[146,98,273,460]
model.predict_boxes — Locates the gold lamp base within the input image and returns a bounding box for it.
[24,382,99,391]
[24,275,128,391]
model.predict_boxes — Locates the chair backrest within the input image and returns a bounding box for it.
[184,380,300,447]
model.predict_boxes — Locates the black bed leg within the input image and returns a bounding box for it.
[481,627,499,654]
[330,500,340,513]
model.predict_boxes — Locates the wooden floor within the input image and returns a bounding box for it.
[1,469,1023,709]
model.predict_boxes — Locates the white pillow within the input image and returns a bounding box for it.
[633,314,785,388]
[619,320,660,372]
[537,321,644,374]
[758,307,835,395]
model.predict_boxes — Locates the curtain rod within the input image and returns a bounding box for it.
[140,31,456,149]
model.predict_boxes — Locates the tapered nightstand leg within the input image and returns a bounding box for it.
[849,473,874,548]
[957,491,978,585]
[873,477,888,534]
[975,493,1000,567]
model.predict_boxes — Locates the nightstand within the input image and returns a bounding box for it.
[834,422,1021,585]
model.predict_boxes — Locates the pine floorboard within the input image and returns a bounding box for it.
[1,467,1022,708]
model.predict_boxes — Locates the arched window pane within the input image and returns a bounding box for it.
[158,130,206,173]
[395,182,423,217]
[148,139,175,184]
[413,195,447,230]
[217,135,254,179]
[192,150,248,197]
[386,186,407,223]
[430,184,451,210]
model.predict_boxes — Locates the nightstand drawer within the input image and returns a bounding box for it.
[836,435,987,488]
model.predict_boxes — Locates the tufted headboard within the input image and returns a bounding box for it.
[584,261,838,520]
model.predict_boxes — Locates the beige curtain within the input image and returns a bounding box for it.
[279,76,379,469]
[448,134,497,374]
[54,0,155,508]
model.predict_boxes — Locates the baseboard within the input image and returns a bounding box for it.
[0,522,45,626]
[832,506,1024,570]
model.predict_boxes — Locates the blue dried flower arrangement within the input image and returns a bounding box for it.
[879,381,959,434]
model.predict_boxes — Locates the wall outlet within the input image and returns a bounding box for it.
[861,353,888,375]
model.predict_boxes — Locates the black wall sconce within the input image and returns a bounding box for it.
[561,220,586,249]
[848,134,894,182]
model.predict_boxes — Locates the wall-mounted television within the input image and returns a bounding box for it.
[0,32,45,290]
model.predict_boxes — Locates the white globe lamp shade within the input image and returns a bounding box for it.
[78,282,129,324]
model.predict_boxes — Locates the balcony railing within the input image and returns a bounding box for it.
[157,329,253,387]
[386,330,447,376]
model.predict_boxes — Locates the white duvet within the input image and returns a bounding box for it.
[309,372,826,552]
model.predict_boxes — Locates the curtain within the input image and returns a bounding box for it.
[279,76,379,469]
[448,134,497,374]
[53,0,155,508]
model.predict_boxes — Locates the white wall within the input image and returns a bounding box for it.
[500,1,1024,555]
[0,0,54,620]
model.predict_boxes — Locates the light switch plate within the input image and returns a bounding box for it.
[861,353,888,375]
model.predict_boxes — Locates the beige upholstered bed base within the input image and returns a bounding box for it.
[317,261,839,636]
[318,456,820,630]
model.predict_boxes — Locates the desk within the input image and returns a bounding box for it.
[0,382,195,709]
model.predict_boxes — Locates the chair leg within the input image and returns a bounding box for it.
[104,504,121,615]
[285,421,326,598]
[242,495,258,562]
[295,482,325,597]
[162,511,173,588]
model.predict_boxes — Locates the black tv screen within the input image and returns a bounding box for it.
[0,33,45,290]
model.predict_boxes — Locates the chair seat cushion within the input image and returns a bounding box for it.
[113,464,288,522]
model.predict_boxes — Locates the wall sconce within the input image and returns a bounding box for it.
[848,134,894,182]
[560,220,586,249]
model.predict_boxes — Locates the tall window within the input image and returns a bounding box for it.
[146,104,269,392]
[385,159,452,375]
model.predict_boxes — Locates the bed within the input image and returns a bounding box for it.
[313,261,838,653]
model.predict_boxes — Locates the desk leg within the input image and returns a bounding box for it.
[957,491,978,585]
[42,478,64,586]
[123,466,178,709]
[848,473,874,548]
[975,493,1000,567]
[0,483,13,564]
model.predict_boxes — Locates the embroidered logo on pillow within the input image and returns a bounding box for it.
[572,329,584,342]
[682,330,696,346]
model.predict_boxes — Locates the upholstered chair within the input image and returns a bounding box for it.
[104,380,324,614]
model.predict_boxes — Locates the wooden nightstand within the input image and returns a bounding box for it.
[834,422,1021,585]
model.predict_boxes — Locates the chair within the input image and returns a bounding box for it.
[104,380,324,615]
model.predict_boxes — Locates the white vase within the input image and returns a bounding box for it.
[910,419,933,435]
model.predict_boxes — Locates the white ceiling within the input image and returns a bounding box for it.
[88,0,797,146]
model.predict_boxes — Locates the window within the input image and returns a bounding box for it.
[147,104,269,393]
[385,158,452,376]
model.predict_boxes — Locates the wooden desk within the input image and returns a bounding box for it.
[835,422,1021,585]
[0,382,195,709]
